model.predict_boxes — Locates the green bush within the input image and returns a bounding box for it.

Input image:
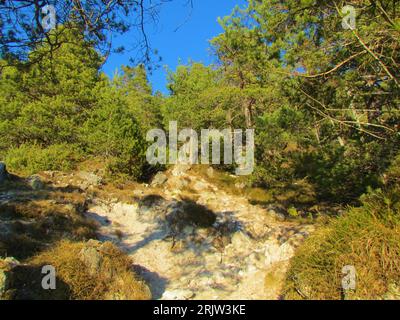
[384,153,400,187]
[283,187,400,300]
[4,143,81,175]
[295,141,390,203]
[81,88,148,180]
[253,106,313,187]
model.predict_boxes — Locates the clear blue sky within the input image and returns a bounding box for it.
[102,0,246,94]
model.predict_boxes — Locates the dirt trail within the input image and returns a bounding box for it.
[86,166,314,300]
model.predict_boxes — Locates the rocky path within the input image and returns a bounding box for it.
[85,166,315,300]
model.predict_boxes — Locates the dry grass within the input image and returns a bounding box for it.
[1,170,152,300]
[9,240,151,300]
[246,188,274,205]
[283,188,400,300]
[191,165,319,215]
[0,185,96,260]
[94,180,144,203]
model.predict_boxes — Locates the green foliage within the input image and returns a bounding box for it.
[163,63,227,130]
[296,140,397,203]
[82,83,148,180]
[116,64,163,132]
[287,207,299,218]
[5,144,81,175]
[0,26,102,150]
[383,153,400,187]
[0,0,399,302]
[0,27,152,180]
[207,0,400,202]
[253,106,313,186]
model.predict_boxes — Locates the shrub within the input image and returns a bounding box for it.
[82,88,148,180]
[295,140,396,203]
[253,106,313,187]
[287,207,299,218]
[383,153,400,187]
[4,143,81,175]
[283,188,400,300]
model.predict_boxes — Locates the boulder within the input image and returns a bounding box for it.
[79,245,103,276]
[0,162,7,183]
[230,231,252,249]
[79,241,121,279]
[264,241,294,267]
[151,172,168,187]
[266,204,287,222]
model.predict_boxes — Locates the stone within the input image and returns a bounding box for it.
[79,246,103,276]
[151,172,168,187]
[161,289,195,300]
[230,231,252,249]
[28,175,44,190]
[171,165,190,177]
[0,162,7,183]
[264,241,294,267]
[268,209,286,222]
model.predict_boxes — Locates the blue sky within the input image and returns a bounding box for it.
[102,0,246,94]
